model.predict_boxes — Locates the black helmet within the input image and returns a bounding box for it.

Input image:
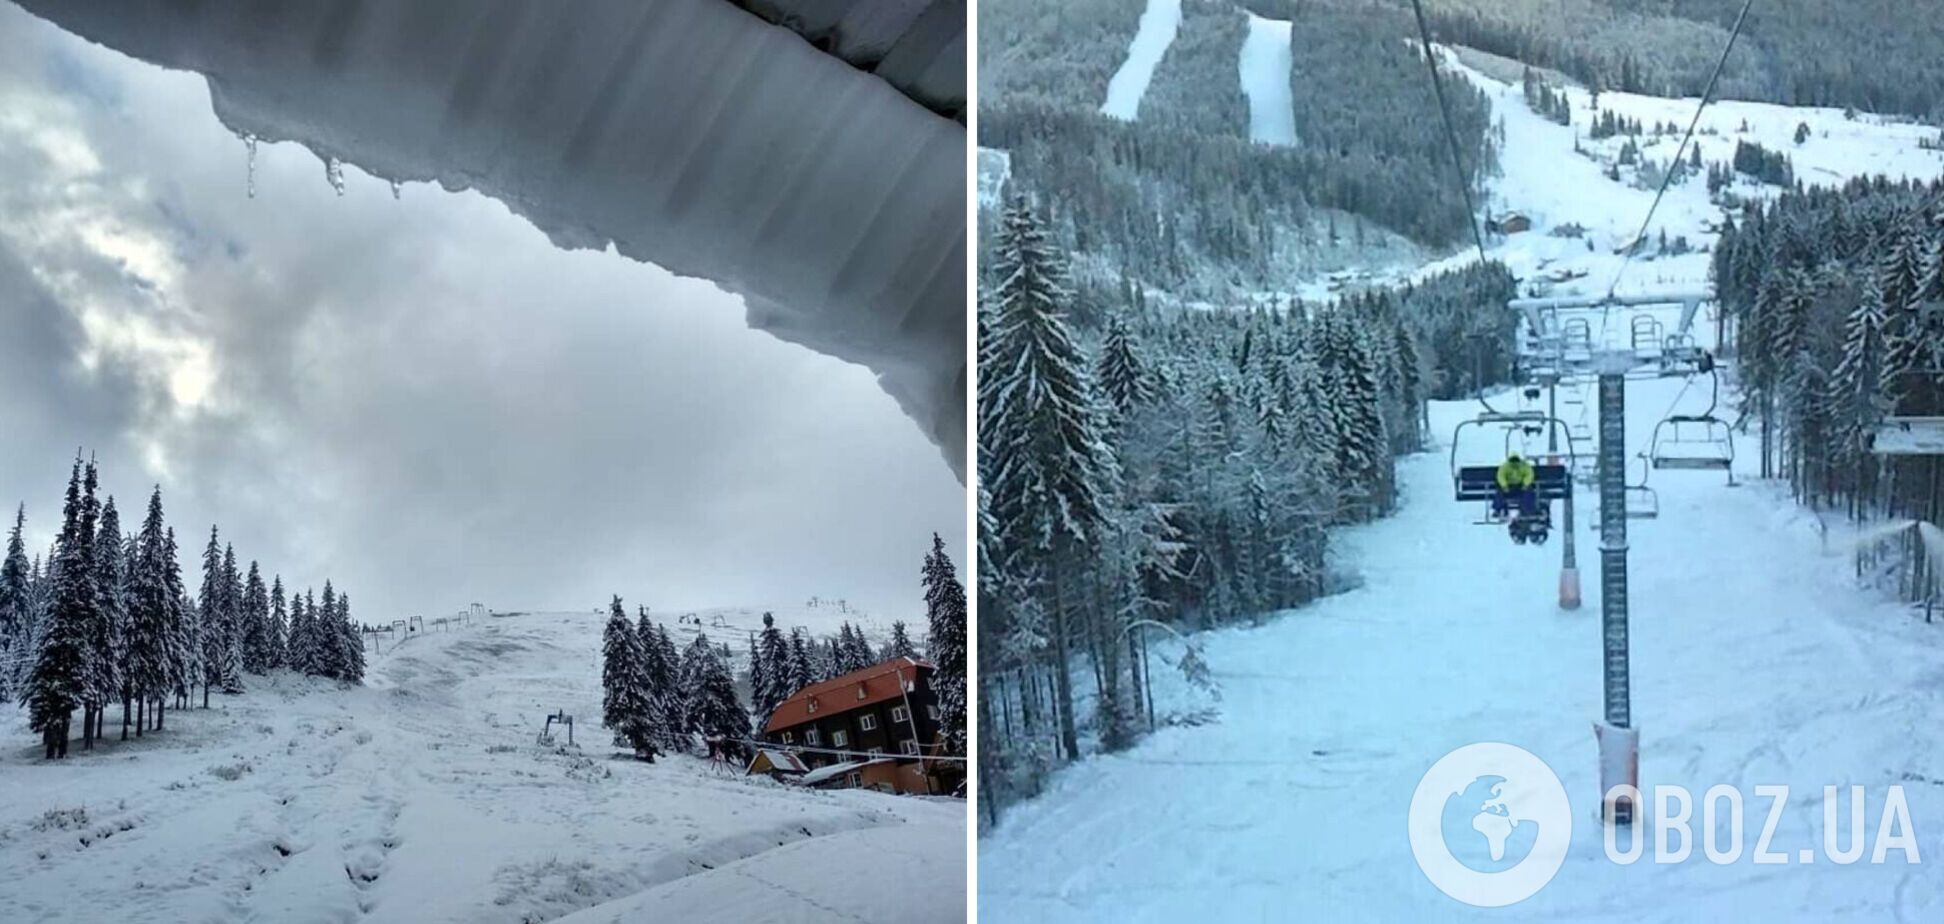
[1508,452,1523,462]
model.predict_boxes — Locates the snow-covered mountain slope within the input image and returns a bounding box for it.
[0,612,961,924]
[1238,13,1296,146]
[12,0,967,479]
[1389,45,1944,301]
[1100,0,1183,121]
[980,348,1944,920]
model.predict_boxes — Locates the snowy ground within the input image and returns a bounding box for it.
[979,346,1944,919]
[1238,14,1296,147]
[0,611,963,923]
[1397,45,1944,301]
[1099,0,1182,121]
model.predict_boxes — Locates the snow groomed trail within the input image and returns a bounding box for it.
[1238,14,1296,146]
[1100,0,1183,121]
[979,362,1944,921]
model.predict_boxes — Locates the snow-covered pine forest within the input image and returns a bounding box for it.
[0,455,362,760]
[978,195,1524,816]
[1715,179,1944,525]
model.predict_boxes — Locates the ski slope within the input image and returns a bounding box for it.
[979,340,1944,919]
[0,611,962,924]
[1352,46,1944,302]
[1100,0,1183,121]
[1238,14,1296,146]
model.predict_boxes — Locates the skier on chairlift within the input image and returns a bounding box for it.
[1493,452,1537,518]
[1495,452,1551,544]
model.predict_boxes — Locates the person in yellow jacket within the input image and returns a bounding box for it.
[1493,453,1538,518]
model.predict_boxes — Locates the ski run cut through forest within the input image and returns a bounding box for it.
[977,3,1944,919]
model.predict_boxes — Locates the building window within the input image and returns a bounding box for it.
[846,772,861,787]
[890,705,908,724]
[807,699,818,714]
[856,685,867,700]
[926,704,939,720]
[833,729,849,748]
[859,714,878,731]
[781,731,794,744]
[805,728,820,746]
[869,747,884,757]
[901,739,920,756]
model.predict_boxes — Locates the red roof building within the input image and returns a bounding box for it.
[762,656,958,794]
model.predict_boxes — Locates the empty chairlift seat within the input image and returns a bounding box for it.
[1649,415,1734,470]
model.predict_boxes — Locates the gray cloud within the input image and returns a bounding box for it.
[0,4,964,622]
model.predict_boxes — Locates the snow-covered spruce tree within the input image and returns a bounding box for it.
[651,622,686,752]
[599,597,658,761]
[196,527,223,706]
[315,582,341,680]
[1316,308,1392,521]
[161,528,191,719]
[1830,272,1894,514]
[241,562,268,673]
[0,505,30,704]
[288,590,316,675]
[753,612,791,725]
[88,496,127,747]
[266,577,287,670]
[337,592,364,684]
[29,458,95,758]
[218,544,244,693]
[746,633,770,730]
[686,632,749,763]
[980,195,1115,762]
[124,488,173,737]
[922,533,967,755]
[1096,314,1155,416]
[636,610,685,754]
[786,626,814,693]
[884,620,917,661]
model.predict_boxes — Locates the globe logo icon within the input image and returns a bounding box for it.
[1409,743,1573,907]
[1440,775,1541,873]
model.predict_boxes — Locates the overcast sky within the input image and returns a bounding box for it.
[0,4,964,624]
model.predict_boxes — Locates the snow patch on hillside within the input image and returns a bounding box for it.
[1238,14,1296,146]
[1101,0,1183,121]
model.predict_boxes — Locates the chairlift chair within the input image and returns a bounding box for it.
[1630,315,1665,354]
[1450,412,1575,521]
[1646,368,1737,484]
[1623,453,1660,520]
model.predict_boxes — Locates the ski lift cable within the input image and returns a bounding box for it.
[1607,0,1758,299]
[1408,0,1489,267]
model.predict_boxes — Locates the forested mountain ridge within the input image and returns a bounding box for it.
[978,0,1497,299]
[1397,0,1944,123]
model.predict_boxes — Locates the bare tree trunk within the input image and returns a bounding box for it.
[1049,560,1080,762]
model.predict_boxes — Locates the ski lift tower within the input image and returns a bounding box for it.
[1509,290,1714,826]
